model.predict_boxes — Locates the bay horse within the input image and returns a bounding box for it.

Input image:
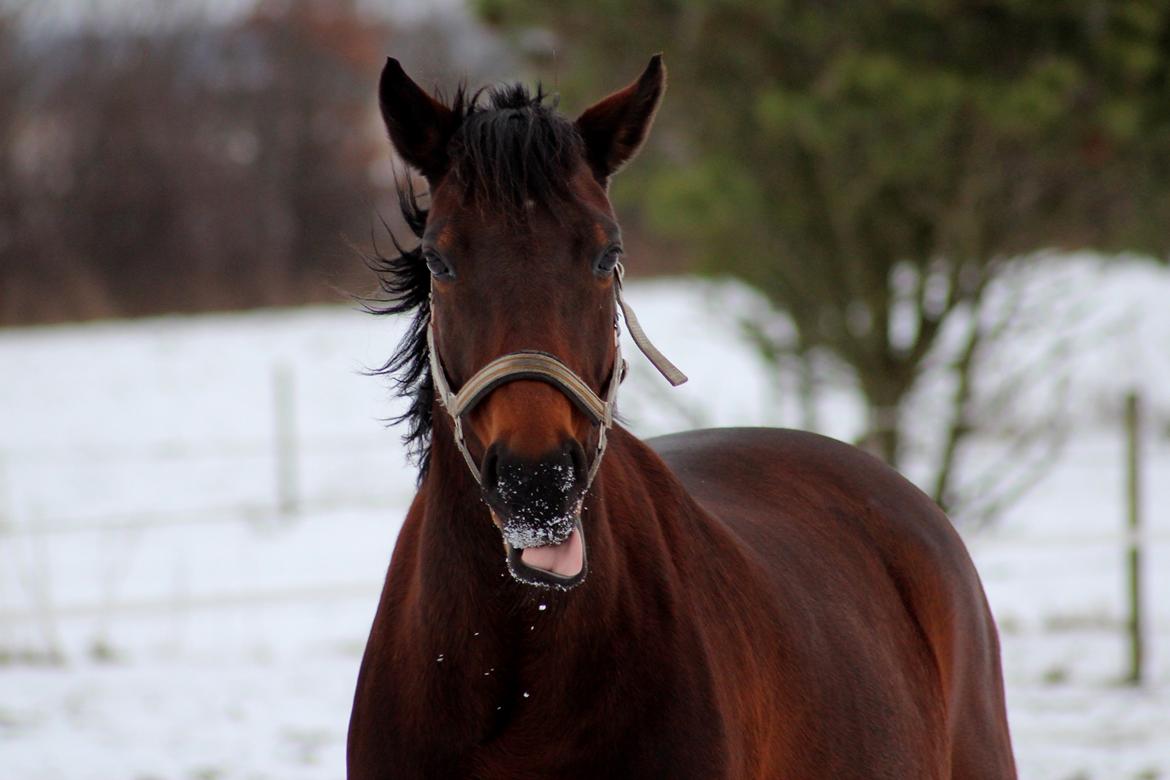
[349,55,1016,779]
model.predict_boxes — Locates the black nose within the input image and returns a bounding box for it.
[482,439,588,532]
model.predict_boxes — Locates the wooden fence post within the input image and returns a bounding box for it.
[1123,390,1144,686]
[273,363,300,517]
[0,454,10,658]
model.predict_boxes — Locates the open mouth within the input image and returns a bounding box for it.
[492,511,588,590]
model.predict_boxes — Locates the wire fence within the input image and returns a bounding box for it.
[0,385,1165,679]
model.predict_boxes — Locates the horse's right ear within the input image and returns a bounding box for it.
[378,58,456,182]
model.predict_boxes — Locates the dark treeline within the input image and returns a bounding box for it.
[0,1,507,325]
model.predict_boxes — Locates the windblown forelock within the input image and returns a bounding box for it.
[448,84,584,215]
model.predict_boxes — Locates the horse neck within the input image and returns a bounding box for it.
[410,416,515,610]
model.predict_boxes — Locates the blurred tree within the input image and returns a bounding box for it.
[235,0,390,298]
[477,0,1170,512]
[0,8,19,260]
[0,0,398,323]
[0,5,37,320]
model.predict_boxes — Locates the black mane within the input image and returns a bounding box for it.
[368,83,584,474]
[450,83,582,212]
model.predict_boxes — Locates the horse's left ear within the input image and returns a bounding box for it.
[576,54,666,183]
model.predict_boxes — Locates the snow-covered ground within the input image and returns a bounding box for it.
[1,261,1168,779]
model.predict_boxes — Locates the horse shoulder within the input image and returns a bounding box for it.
[648,426,981,602]
[647,427,1014,778]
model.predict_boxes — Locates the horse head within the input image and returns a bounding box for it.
[377,56,669,589]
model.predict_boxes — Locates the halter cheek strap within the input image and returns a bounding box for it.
[428,262,686,490]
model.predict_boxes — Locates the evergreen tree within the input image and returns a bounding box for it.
[478,0,1170,509]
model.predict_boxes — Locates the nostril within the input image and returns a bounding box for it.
[564,439,588,488]
[481,443,501,492]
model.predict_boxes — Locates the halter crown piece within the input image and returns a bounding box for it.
[427,262,687,490]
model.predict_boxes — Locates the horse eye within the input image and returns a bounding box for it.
[423,250,454,280]
[595,246,622,276]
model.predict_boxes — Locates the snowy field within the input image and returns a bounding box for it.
[1,261,1169,779]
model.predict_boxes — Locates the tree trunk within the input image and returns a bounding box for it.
[797,344,819,432]
[858,375,908,469]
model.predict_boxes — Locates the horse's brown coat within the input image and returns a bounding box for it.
[348,56,1016,779]
[350,424,1016,778]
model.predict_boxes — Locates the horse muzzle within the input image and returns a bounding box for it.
[483,441,590,590]
[426,330,615,592]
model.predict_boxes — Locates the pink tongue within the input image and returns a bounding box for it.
[520,528,584,577]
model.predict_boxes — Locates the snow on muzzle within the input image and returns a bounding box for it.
[485,454,589,590]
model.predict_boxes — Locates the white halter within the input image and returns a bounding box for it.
[427,262,686,489]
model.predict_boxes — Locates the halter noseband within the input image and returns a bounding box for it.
[427,262,687,490]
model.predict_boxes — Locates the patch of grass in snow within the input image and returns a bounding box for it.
[1042,665,1071,685]
[0,706,25,730]
[1042,611,1119,633]
[282,726,332,765]
[87,638,123,664]
[0,647,65,666]
[995,614,1022,635]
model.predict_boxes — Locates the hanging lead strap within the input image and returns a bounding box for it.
[614,263,688,387]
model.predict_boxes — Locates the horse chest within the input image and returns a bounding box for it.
[469,691,731,779]
[360,631,734,778]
